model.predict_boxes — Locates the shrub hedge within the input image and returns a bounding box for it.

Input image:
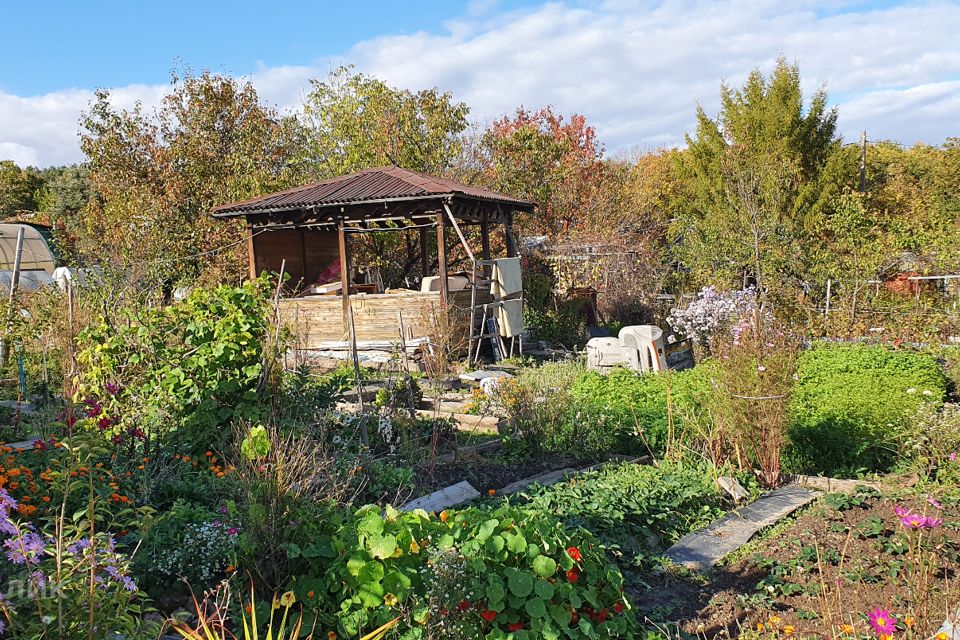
[786,343,947,475]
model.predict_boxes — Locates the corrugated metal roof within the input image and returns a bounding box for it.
[212,166,535,216]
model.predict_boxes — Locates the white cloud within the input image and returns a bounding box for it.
[2,0,959,167]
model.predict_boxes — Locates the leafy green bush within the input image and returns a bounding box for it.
[570,363,717,455]
[515,461,723,569]
[287,503,636,639]
[74,278,272,451]
[786,343,947,475]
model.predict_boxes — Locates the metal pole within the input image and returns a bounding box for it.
[2,227,25,367]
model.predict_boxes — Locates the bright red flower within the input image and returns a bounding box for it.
[613,602,624,614]
[481,609,497,623]
[566,546,582,561]
[566,568,580,583]
[458,599,471,612]
[508,623,524,631]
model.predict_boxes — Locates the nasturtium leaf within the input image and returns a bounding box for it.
[369,533,398,560]
[357,560,385,585]
[532,555,557,577]
[347,554,367,577]
[384,570,412,596]
[486,581,506,604]
[506,531,527,553]
[534,579,555,600]
[508,571,534,598]
[486,534,506,553]
[549,604,572,626]
[477,518,499,542]
[525,597,548,619]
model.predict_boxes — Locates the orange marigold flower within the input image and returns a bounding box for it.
[8,468,20,477]
[205,451,212,457]
[8,482,18,490]
[41,496,50,503]
[487,489,496,496]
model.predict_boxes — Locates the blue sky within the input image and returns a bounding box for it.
[2,0,959,167]
[2,1,535,95]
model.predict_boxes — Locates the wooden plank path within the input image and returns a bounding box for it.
[664,485,821,572]
[400,481,480,512]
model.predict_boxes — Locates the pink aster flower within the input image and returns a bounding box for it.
[928,496,943,510]
[867,608,897,635]
[950,452,958,462]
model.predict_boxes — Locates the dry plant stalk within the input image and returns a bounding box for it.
[710,309,799,488]
[418,303,469,378]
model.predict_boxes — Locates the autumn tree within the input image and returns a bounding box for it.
[673,58,840,302]
[77,70,303,285]
[477,106,605,236]
[299,65,470,178]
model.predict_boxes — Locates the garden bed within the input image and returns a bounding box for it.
[635,485,960,638]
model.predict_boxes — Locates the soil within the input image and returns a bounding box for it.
[412,450,592,496]
[633,489,960,637]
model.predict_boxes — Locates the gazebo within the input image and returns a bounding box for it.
[212,166,535,362]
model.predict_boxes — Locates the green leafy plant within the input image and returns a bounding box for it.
[73,278,273,452]
[786,343,947,475]
[516,461,723,569]
[286,503,637,639]
[241,425,272,461]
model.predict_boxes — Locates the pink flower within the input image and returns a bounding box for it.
[928,496,943,510]
[867,608,897,635]
[227,527,239,536]
[895,506,943,530]
[950,452,958,462]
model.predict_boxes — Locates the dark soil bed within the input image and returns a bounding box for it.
[634,488,960,637]
[412,451,593,496]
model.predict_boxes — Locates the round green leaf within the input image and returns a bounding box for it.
[534,579,555,600]
[532,555,557,578]
[508,571,534,598]
[525,597,548,619]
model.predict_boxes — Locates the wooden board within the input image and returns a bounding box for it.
[281,288,491,349]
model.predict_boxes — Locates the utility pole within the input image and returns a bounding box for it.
[859,130,867,193]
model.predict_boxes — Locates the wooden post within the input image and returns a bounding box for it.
[505,210,518,258]
[419,227,429,277]
[299,228,307,288]
[246,225,257,280]
[436,210,449,307]
[338,217,351,333]
[481,211,491,269]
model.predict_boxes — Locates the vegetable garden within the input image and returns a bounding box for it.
[0,273,959,640]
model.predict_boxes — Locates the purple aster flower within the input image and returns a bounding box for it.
[227,527,239,536]
[105,382,118,396]
[30,570,46,589]
[122,576,136,592]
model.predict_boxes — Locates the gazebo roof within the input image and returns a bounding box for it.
[212,166,534,224]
